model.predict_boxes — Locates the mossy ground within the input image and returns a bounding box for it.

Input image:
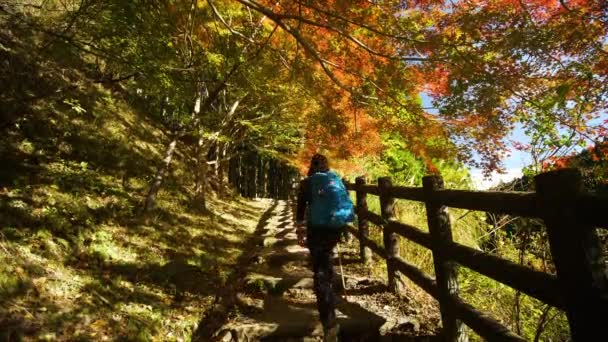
[0,78,269,341]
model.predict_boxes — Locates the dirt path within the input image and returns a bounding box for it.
[212,201,441,341]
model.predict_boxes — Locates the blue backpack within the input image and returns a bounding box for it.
[308,171,355,229]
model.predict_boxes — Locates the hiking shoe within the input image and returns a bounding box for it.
[323,324,340,342]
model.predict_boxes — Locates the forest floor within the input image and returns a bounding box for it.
[0,190,273,341]
[0,51,278,340]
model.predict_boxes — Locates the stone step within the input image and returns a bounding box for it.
[259,236,299,248]
[218,297,385,341]
[244,271,364,296]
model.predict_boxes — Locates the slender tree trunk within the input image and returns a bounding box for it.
[281,164,288,199]
[247,151,257,198]
[239,153,247,196]
[209,142,218,176]
[144,137,177,212]
[257,154,265,198]
[217,143,227,196]
[283,166,290,200]
[235,154,241,194]
[235,153,244,196]
[267,159,275,199]
[194,137,208,212]
[277,163,283,200]
[229,155,236,187]
[191,80,208,212]
[272,160,279,199]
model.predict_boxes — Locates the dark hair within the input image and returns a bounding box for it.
[307,153,329,176]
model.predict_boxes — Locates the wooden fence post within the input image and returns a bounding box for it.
[341,177,354,243]
[535,169,608,341]
[356,176,371,264]
[378,177,403,294]
[423,175,467,342]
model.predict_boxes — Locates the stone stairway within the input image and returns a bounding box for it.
[214,200,386,341]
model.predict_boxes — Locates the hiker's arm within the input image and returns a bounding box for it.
[295,178,308,246]
[295,178,308,224]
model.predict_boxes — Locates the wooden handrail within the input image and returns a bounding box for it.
[394,255,529,342]
[392,256,438,298]
[345,181,380,195]
[366,211,383,227]
[444,242,564,310]
[388,186,426,202]
[449,295,527,342]
[382,220,564,308]
[342,168,608,341]
[359,183,381,196]
[393,255,528,341]
[346,224,386,258]
[347,182,539,218]
[388,220,432,249]
[348,181,608,229]
[430,189,537,218]
[361,236,386,259]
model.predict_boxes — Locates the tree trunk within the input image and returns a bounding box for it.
[257,154,266,198]
[273,160,280,199]
[239,153,246,196]
[236,154,245,196]
[278,164,285,200]
[194,137,208,212]
[279,164,289,200]
[229,155,236,187]
[247,151,257,198]
[267,159,276,199]
[192,81,211,211]
[144,137,177,212]
[217,143,227,196]
[209,142,218,176]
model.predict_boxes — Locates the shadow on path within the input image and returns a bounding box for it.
[191,200,279,340]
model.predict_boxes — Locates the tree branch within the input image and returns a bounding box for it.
[292,0,428,43]
[207,0,254,42]
[237,0,432,62]
[234,0,352,92]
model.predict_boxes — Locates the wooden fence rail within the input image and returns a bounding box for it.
[343,168,608,342]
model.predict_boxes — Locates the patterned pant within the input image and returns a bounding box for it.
[306,227,342,329]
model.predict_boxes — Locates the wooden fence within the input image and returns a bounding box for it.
[343,168,608,342]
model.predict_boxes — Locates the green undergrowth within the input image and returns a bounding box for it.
[0,78,269,340]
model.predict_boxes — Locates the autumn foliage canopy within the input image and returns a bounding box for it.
[219,0,607,174]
